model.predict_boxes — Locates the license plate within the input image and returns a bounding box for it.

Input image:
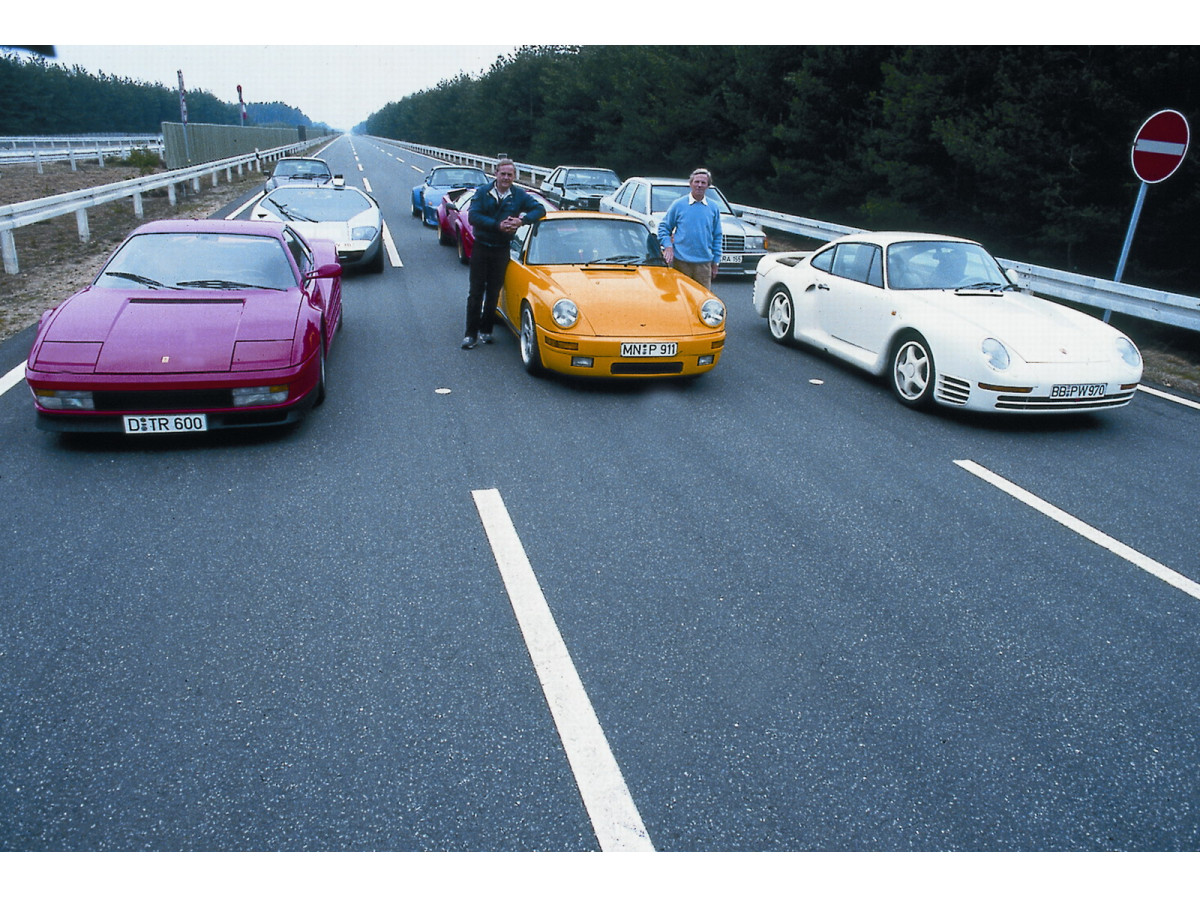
[123,413,208,434]
[621,342,678,357]
[721,253,743,264]
[1051,383,1106,399]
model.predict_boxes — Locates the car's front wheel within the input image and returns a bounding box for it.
[767,286,796,342]
[520,304,545,376]
[457,234,469,265]
[890,333,935,408]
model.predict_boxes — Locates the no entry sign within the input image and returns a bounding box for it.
[1131,109,1190,183]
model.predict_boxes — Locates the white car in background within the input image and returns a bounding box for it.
[753,231,1143,413]
[599,176,768,276]
[252,184,384,273]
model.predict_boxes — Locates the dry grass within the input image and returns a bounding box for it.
[0,159,259,341]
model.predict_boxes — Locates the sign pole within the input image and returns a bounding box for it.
[1113,181,1147,286]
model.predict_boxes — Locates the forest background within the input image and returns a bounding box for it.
[4,46,1198,295]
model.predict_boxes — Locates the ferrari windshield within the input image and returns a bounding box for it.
[527,218,663,266]
[649,184,734,215]
[430,168,489,188]
[886,240,1013,291]
[95,232,298,291]
[262,187,373,222]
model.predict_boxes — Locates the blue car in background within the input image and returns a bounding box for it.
[411,165,490,226]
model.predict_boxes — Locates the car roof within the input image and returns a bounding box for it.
[833,231,982,247]
[131,218,287,238]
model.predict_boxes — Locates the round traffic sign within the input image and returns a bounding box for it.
[1131,109,1190,183]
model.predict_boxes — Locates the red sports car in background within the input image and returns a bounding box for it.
[26,219,343,434]
[437,186,557,264]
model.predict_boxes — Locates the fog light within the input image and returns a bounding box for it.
[232,385,289,407]
[698,355,715,366]
[571,357,594,368]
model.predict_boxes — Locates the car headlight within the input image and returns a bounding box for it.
[744,235,766,251]
[351,226,378,242]
[981,337,1010,371]
[232,385,290,407]
[1116,336,1141,368]
[34,389,94,410]
[552,299,579,328]
[700,298,726,327]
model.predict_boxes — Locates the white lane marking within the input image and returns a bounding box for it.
[362,177,373,194]
[226,193,260,220]
[955,459,1200,601]
[1,362,26,397]
[382,220,402,268]
[1138,383,1200,411]
[410,165,424,174]
[472,488,654,852]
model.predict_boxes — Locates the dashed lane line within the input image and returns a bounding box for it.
[955,459,1200,601]
[472,488,654,852]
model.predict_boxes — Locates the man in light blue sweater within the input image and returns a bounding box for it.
[657,167,722,288]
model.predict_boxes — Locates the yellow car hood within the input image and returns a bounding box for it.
[538,265,711,337]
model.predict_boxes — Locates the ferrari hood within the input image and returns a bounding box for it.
[544,266,711,337]
[936,291,1121,363]
[39,288,301,374]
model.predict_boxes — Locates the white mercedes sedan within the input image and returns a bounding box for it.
[753,232,1143,413]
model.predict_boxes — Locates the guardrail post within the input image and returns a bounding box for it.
[211,171,219,188]
[69,148,78,172]
[132,192,144,219]
[75,208,90,243]
[35,150,43,175]
[2,230,19,276]
[167,183,177,206]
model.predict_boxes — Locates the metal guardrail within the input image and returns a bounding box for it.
[383,138,1200,333]
[0,134,164,168]
[0,137,328,275]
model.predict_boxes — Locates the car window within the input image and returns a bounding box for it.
[631,183,650,214]
[886,240,1008,290]
[811,247,835,274]
[96,232,298,291]
[285,229,314,274]
[527,219,660,266]
[830,242,883,287]
[430,168,488,187]
[262,188,373,221]
[612,183,632,207]
[565,169,620,189]
[650,184,686,213]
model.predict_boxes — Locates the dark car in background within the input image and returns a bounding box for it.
[539,166,621,210]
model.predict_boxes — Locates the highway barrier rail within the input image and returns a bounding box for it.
[0,134,164,169]
[386,138,1200,334]
[0,137,328,275]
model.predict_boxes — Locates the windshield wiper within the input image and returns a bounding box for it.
[104,271,168,289]
[955,281,1009,292]
[176,279,277,290]
[585,254,642,265]
[267,201,315,222]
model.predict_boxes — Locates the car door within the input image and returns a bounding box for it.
[814,241,886,359]
[542,167,565,205]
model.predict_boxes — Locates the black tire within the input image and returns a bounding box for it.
[766,286,796,343]
[437,220,453,246]
[890,333,935,408]
[457,234,469,265]
[519,304,545,376]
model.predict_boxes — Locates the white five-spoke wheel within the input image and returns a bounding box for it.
[767,287,796,342]
[891,335,934,408]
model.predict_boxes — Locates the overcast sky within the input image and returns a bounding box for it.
[45,45,518,132]
[10,10,1177,134]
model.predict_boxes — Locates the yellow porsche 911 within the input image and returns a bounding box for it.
[496,211,727,378]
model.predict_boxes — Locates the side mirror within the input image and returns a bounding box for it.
[305,262,342,281]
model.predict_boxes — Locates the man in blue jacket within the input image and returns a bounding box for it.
[462,159,546,349]
[657,167,722,288]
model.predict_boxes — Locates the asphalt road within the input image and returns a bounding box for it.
[2,135,1199,851]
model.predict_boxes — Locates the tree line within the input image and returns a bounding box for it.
[0,53,325,137]
[362,46,1199,294]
